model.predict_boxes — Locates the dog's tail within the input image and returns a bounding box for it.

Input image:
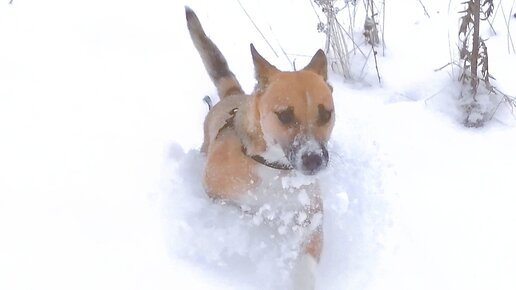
[185,7,244,99]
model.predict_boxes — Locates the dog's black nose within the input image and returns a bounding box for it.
[301,152,323,175]
[288,138,329,175]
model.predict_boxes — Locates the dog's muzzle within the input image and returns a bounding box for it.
[287,136,329,175]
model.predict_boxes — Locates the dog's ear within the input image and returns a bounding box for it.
[303,49,328,81]
[250,44,279,89]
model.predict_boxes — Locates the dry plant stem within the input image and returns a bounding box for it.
[267,25,293,69]
[470,0,481,96]
[487,87,516,120]
[371,48,381,84]
[486,18,497,34]
[310,0,324,24]
[346,3,357,53]
[314,0,352,78]
[359,48,373,79]
[501,1,516,53]
[434,61,461,72]
[494,87,516,108]
[382,0,386,56]
[418,0,431,18]
[487,1,502,35]
[492,0,502,19]
[326,8,351,78]
[336,20,367,57]
[236,0,279,58]
[447,0,457,78]
[368,0,381,83]
[330,16,351,78]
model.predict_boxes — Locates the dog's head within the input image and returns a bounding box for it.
[249,44,334,175]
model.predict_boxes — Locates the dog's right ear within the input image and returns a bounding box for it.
[303,49,328,81]
[250,44,279,90]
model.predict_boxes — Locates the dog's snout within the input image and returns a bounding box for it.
[287,138,329,175]
[302,152,323,174]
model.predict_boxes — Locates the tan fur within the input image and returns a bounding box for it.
[185,6,335,286]
[254,70,334,151]
[305,228,323,261]
[185,7,243,98]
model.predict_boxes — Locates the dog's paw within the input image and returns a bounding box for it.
[291,254,317,290]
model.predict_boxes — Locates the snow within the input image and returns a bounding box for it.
[1,0,516,289]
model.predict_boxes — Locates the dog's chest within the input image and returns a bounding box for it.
[236,166,319,224]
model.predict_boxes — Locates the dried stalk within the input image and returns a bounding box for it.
[367,0,381,83]
[236,0,279,59]
[418,0,431,18]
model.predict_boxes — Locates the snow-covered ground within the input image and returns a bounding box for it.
[1,0,516,289]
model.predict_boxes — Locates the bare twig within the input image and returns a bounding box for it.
[346,3,357,53]
[236,0,279,58]
[267,24,293,69]
[470,0,481,96]
[336,20,367,57]
[510,1,516,53]
[486,18,497,35]
[492,0,502,19]
[309,0,324,24]
[371,48,381,84]
[358,47,373,79]
[487,87,516,120]
[368,0,381,83]
[329,16,352,77]
[434,61,461,72]
[424,86,448,105]
[494,87,516,106]
[418,0,431,18]
[500,0,516,54]
[315,0,352,78]
[381,0,386,56]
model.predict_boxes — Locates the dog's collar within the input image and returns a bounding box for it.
[217,107,293,171]
[241,146,293,171]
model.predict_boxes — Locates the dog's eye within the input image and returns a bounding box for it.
[276,108,295,125]
[318,104,333,126]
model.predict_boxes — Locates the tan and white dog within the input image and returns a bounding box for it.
[185,7,335,290]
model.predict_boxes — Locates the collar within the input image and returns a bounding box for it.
[216,107,293,171]
[241,146,293,171]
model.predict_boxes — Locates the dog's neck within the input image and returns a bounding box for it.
[234,97,266,156]
[233,94,294,170]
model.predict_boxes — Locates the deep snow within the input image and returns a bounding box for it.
[1,0,516,289]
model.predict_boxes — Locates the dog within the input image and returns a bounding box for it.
[185,7,335,290]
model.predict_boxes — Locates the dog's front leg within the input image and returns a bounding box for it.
[292,226,322,290]
[292,195,323,290]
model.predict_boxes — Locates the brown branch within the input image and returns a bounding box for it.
[471,0,481,96]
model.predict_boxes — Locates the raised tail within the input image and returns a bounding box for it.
[185,7,244,98]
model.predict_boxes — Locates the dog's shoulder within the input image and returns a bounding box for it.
[204,94,248,148]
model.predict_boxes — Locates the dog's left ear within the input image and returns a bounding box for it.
[303,49,328,81]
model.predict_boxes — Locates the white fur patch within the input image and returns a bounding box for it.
[305,91,313,111]
[261,138,290,165]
